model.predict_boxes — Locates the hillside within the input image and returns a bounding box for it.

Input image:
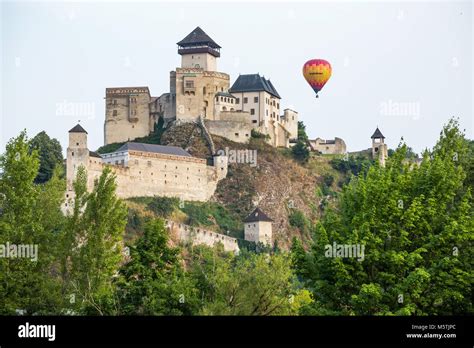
[119,122,348,250]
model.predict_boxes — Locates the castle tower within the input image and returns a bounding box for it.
[66,124,89,191]
[177,26,221,71]
[244,207,273,246]
[371,127,388,167]
[174,27,230,122]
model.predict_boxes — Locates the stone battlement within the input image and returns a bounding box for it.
[165,220,240,253]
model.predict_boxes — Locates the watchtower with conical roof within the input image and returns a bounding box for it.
[243,207,273,246]
[177,26,221,71]
[66,124,89,191]
[371,127,388,166]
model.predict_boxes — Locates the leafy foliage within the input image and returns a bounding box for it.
[116,219,199,315]
[29,131,63,183]
[296,118,473,315]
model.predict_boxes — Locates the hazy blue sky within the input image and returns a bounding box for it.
[1,0,472,154]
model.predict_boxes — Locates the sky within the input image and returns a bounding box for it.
[1,0,473,154]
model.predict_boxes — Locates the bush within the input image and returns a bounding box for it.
[292,141,310,162]
[147,196,179,217]
[289,209,310,233]
[251,129,269,139]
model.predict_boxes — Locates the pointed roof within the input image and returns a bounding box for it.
[371,127,385,139]
[243,207,273,223]
[69,124,87,134]
[230,74,281,99]
[177,27,221,49]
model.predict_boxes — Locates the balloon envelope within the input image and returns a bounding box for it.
[303,59,332,96]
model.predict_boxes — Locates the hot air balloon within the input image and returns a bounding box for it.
[303,59,332,98]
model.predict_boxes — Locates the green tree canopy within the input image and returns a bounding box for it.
[296,118,473,315]
[29,131,63,184]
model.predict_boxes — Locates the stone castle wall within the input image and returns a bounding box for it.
[104,87,155,145]
[165,220,240,253]
[175,68,230,122]
[205,111,253,143]
[81,151,224,201]
[309,137,347,155]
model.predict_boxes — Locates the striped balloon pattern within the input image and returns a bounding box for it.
[302,59,332,97]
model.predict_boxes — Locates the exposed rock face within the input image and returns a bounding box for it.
[161,123,339,250]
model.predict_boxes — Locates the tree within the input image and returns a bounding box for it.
[297,121,309,142]
[292,141,310,163]
[116,219,199,315]
[298,119,473,315]
[62,166,127,315]
[0,131,63,314]
[192,249,313,315]
[29,131,63,184]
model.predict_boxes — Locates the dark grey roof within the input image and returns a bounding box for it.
[243,207,273,223]
[215,92,235,98]
[69,124,87,134]
[230,74,281,99]
[371,127,385,139]
[89,151,102,158]
[115,142,192,157]
[177,27,221,49]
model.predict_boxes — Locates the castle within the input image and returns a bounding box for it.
[104,27,299,148]
[64,124,228,208]
[309,137,346,155]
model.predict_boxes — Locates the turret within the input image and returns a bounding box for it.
[66,124,89,190]
[371,127,388,167]
[243,207,273,246]
[177,26,221,71]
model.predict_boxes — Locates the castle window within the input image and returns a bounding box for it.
[245,134,249,137]
[243,97,248,104]
[72,152,74,156]
[113,99,117,105]
[250,109,255,115]
[253,224,256,227]
[236,98,240,104]
[165,180,167,184]
[185,80,194,88]
[235,133,239,137]
[254,97,258,103]
[266,110,268,116]
[113,110,118,116]
[277,103,280,109]
[203,87,206,95]
[252,120,257,124]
